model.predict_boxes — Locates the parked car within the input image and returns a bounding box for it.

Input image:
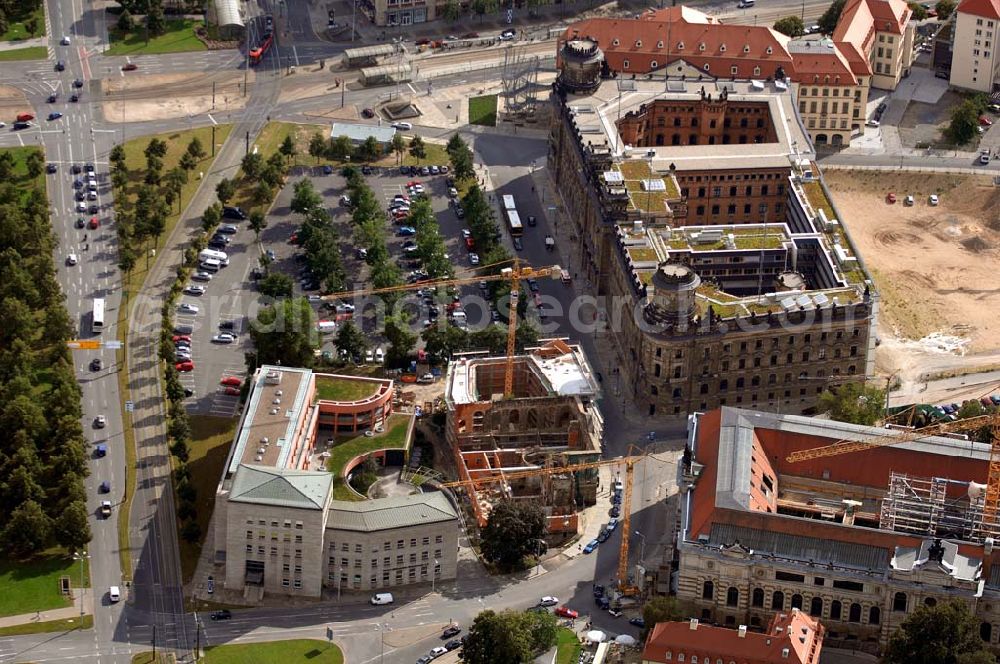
[538,596,559,606]
[583,539,600,553]
[441,625,462,638]
[212,333,237,344]
[175,361,195,372]
[630,617,646,628]
[222,206,248,220]
[554,606,579,619]
[221,376,242,387]
[178,303,200,314]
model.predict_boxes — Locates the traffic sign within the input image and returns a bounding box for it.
[105,340,123,349]
[125,401,134,413]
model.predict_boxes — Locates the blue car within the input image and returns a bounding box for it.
[583,539,600,554]
[397,226,416,236]
[322,164,334,175]
[47,112,63,121]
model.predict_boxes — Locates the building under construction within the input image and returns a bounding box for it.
[443,340,604,539]
[678,407,1000,654]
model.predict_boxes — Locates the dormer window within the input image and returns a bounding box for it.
[678,41,685,50]
[613,38,620,46]
[766,46,773,54]
[699,42,706,51]
[651,60,659,68]
[657,40,664,48]
[636,40,642,48]
[753,66,761,76]
[744,44,750,53]
[704,63,711,71]
[720,43,727,52]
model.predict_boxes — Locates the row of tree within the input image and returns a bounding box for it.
[775,0,954,37]
[307,131,427,167]
[0,0,42,38]
[0,149,91,556]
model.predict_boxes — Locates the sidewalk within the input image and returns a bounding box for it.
[0,592,94,628]
[0,36,47,51]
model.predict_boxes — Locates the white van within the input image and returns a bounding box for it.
[317,320,337,334]
[737,0,755,7]
[560,269,572,284]
[199,258,221,273]
[109,586,121,602]
[370,592,394,605]
[199,249,229,266]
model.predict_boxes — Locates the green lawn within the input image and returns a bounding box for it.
[0,45,48,61]
[326,413,411,480]
[399,142,450,168]
[131,653,171,664]
[555,627,581,664]
[0,3,45,42]
[178,416,237,582]
[314,375,379,402]
[204,639,343,664]
[0,554,91,617]
[0,614,93,637]
[2,146,45,204]
[469,94,498,127]
[106,19,207,56]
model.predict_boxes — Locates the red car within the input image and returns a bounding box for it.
[175,361,195,372]
[88,216,99,229]
[224,386,240,396]
[220,376,242,387]
[289,232,299,244]
[465,237,475,250]
[554,606,579,619]
[122,62,138,71]
[885,192,896,204]
[406,180,422,187]
[172,335,191,343]
[980,115,994,127]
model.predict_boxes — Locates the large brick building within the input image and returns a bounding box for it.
[559,1,915,146]
[548,73,877,419]
[674,407,1000,653]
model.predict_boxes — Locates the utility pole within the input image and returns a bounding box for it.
[245,131,250,156]
[212,125,216,157]
[244,25,250,97]
[352,0,357,42]
[194,613,201,662]
[152,624,157,658]
[212,81,216,109]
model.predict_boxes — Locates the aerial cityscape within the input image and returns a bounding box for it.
[0,0,997,661]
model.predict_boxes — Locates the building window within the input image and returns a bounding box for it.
[752,588,764,607]
[981,622,993,643]
[869,606,881,625]
[726,587,739,607]
[893,592,907,612]
[772,591,784,610]
[282,578,290,588]
[830,600,842,620]
[703,580,714,600]
[810,597,823,616]
[849,603,862,622]
[623,59,630,69]
[435,535,443,543]
[791,594,803,610]
[925,597,937,608]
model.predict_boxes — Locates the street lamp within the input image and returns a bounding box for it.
[377,622,391,664]
[73,550,89,617]
[634,531,647,591]
[337,567,344,600]
[432,559,439,593]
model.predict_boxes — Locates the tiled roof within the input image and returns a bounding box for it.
[643,611,823,664]
[789,40,858,82]
[957,0,1000,18]
[327,491,458,532]
[710,522,892,570]
[230,464,332,510]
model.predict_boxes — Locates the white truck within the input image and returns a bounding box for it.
[198,248,229,266]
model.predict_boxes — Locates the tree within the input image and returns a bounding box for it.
[480,500,545,571]
[471,0,495,21]
[2,500,52,556]
[357,136,381,162]
[883,599,992,664]
[291,179,322,215]
[308,132,327,163]
[25,151,44,179]
[641,597,683,639]
[442,0,462,20]
[461,610,557,664]
[109,144,127,170]
[164,167,188,211]
[253,180,275,205]
[179,152,197,172]
[145,137,168,160]
[335,320,367,360]
[947,100,980,145]
[146,0,166,38]
[24,16,39,36]
[241,152,264,180]
[936,0,956,19]
[215,177,236,205]
[248,298,317,367]
[117,8,134,34]
[817,382,886,425]
[249,210,268,244]
[201,202,222,230]
[54,500,92,552]
[328,135,354,160]
[818,0,847,35]
[180,520,201,543]
[279,134,297,162]
[0,151,14,180]
[384,315,417,365]
[773,15,805,37]
[409,135,427,159]
[447,134,467,155]
[258,272,294,298]
[390,133,406,165]
[908,1,928,19]
[186,136,206,160]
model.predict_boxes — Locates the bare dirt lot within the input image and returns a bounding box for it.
[100,72,250,123]
[825,169,1000,380]
[0,85,30,121]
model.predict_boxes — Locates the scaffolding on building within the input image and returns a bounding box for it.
[879,472,1000,543]
[500,45,540,120]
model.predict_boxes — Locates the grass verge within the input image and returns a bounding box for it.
[555,627,581,664]
[469,94,498,127]
[131,652,172,664]
[106,19,207,56]
[0,614,93,636]
[115,125,234,581]
[0,4,44,41]
[178,416,237,582]
[204,639,343,664]
[0,553,91,617]
[0,45,47,61]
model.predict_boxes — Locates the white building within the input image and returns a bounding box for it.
[949,0,1000,92]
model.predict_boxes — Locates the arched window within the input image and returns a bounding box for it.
[925,597,937,608]
[893,592,907,612]
[703,580,714,600]
[726,587,739,607]
[869,606,880,625]
[772,591,784,610]
[830,600,842,621]
[981,622,993,643]
[791,594,803,610]
[810,597,823,617]
[752,588,764,607]
[849,603,862,622]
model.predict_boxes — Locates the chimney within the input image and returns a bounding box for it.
[689,618,699,630]
[738,625,748,638]
[782,647,790,658]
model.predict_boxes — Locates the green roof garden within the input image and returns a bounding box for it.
[327,413,412,501]
[627,246,659,262]
[314,375,380,402]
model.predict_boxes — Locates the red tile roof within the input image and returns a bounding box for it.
[642,611,824,664]
[957,0,1000,18]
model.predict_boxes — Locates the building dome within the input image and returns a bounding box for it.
[645,262,700,326]
[558,38,604,95]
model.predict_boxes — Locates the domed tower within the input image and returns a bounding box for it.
[645,263,701,326]
[557,38,604,95]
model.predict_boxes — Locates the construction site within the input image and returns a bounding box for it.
[442,339,605,541]
[677,406,1000,653]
